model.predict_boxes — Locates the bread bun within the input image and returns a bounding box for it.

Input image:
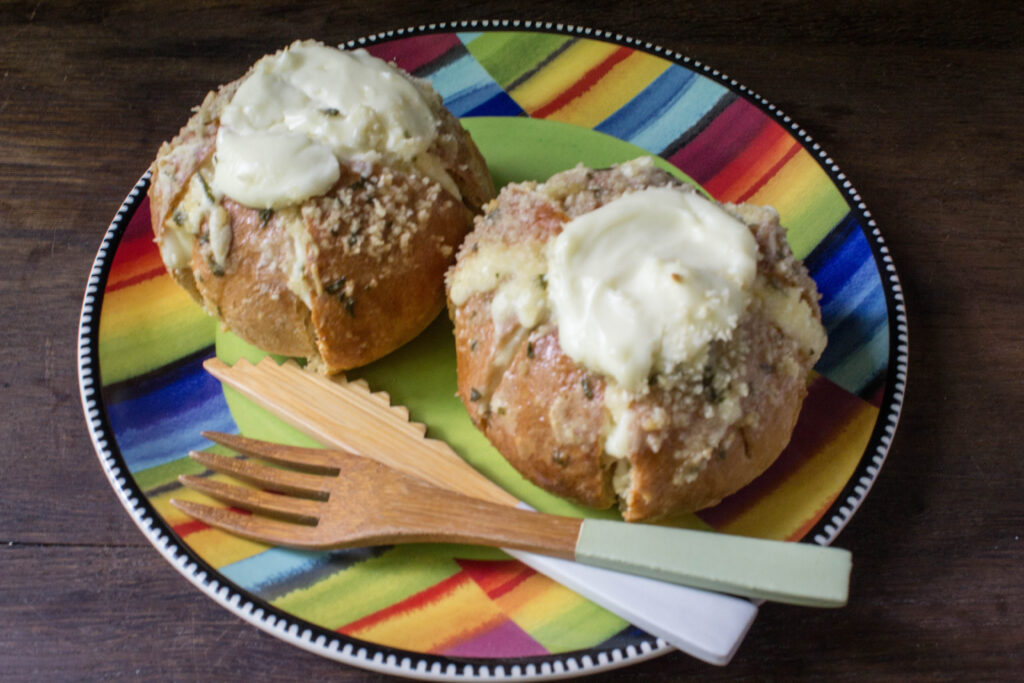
[446,158,826,521]
[149,41,494,372]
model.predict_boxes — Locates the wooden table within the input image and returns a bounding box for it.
[3,1,1021,679]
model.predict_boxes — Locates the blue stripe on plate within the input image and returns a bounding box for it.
[103,348,236,472]
[428,42,524,117]
[220,546,392,600]
[822,322,889,399]
[596,67,728,153]
[806,214,889,396]
[220,548,330,591]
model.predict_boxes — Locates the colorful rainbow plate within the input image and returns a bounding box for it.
[78,22,908,681]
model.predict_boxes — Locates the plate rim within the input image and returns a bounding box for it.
[77,19,908,680]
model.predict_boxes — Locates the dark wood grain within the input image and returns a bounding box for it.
[2,0,1022,680]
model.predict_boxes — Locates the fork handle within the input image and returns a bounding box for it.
[572,519,851,608]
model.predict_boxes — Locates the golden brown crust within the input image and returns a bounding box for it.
[454,302,615,508]
[147,55,494,372]
[192,198,317,358]
[447,160,825,521]
[618,314,811,520]
[306,165,471,370]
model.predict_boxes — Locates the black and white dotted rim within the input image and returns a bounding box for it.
[77,20,907,681]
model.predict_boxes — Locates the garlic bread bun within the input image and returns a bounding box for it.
[149,41,494,372]
[446,158,826,521]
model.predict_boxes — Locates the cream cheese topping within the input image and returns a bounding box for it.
[212,42,451,209]
[546,187,758,393]
[447,241,550,330]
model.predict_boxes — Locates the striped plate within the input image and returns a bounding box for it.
[78,22,907,681]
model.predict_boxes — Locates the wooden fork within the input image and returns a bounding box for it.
[172,431,851,608]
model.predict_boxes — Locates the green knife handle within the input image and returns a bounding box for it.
[575,519,851,608]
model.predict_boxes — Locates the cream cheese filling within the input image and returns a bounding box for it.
[160,170,232,273]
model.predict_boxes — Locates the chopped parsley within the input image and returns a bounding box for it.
[259,208,274,228]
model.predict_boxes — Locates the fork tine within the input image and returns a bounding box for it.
[202,431,340,473]
[169,499,328,549]
[189,450,331,499]
[178,475,322,524]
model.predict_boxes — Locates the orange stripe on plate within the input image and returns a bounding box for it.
[736,139,802,204]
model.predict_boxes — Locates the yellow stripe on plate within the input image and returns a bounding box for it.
[151,477,271,567]
[99,275,214,384]
[272,546,462,630]
[348,576,505,653]
[546,52,671,128]
[749,148,850,260]
[493,572,628,653]
[510,40,621,114]
[186,528,270,568]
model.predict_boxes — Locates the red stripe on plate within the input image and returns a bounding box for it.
[667,98,767,188]
[457,559,538,600]
[172,506,252,538]
[532,46,633,119]
[173,518,209,537]
[366,33,463,73]
[338,571,469,635]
